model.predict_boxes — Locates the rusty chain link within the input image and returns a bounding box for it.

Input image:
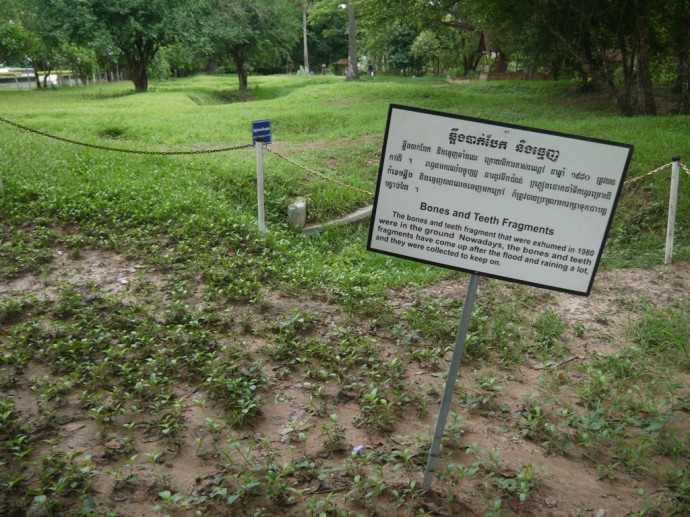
[0,115,253,155]
[266,146,374,197]
[625,160,690,186]
[624,162,672,185]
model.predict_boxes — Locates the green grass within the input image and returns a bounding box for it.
[2,75,688,276]
[1,75,689,516]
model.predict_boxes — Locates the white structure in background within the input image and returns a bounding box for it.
[0,67,81,89]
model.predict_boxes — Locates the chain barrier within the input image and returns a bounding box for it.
[2,114,371,195]
[682,162,690,178]
[0,115,253,155]
[624,162,672,186]
[265,146,374,197]
[624,159,689,186]
[4,114,684,195]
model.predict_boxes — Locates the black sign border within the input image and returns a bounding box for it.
[366,104,635,296]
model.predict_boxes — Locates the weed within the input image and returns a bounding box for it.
[628,301,690,370]
[441,412,466,449]
[305,493,353,516]
[461,373,502,414]
[666,468,690,515]
[491,462,539,503]
[321,413,348,452]
[520,395,574,454]
[355,386,396,432]
[0,296,34,324]
[108,455,139,488]
[28,450,98,514]
[533,310,568,360]
[153,490,194,513]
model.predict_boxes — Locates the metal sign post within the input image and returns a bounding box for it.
[422,273,480,491]
[252,120,271,237]
[255,138,266,236]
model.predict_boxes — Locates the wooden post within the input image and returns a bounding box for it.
[664,157,681,264]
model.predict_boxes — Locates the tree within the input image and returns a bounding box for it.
[389,25,425,75]
[301,1,312,71]
[0,0,39,67]
[205,0,300,90]
[411,30,441,76]
[29,0,204,92]
[299,0,348,72]
[358,0,481,77]
[303,2,310,71]
[660,0,690,113]
[346,1,359,80]
[289,0,314,72]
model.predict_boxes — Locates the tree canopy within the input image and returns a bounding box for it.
[203,0,300,90]
[27,0,203,92]
[2,0,688,113]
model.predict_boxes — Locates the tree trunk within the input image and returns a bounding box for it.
[207,55,220,74]
[238,68,248,90]
[302,2,309,72]
[230,50,249,90]
[634,0,656,115]
[346,2,359,81]
[32,65,41,89]
[678,0,690,113]
[41,67,52,89]
[127,60,148,93]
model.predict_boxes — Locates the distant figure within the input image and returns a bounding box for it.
[367,64,373,77]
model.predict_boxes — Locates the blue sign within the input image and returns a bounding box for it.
[252,119,272,145]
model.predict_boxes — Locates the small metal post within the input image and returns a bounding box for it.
[665,157,680,264]
[422,273,481,491]
[255,138,266,236]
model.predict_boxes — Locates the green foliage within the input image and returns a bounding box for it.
[204,0,300,89]
[666,468,690,515]
[532,310,568,360]
[628,300,690,370]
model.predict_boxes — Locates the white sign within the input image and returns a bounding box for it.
[367,105,634,295]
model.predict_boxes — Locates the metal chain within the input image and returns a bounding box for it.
[266,146,373,197]
[624,162,671,185]
[4,113,683,192]
[0,115,252,155]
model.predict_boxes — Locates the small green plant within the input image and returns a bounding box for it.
[356,386,396,431]
[520,395,574,454]
[461,373,502,414]
[0,296,33,324]
[153,490,193,513]
[666,468,690,514]
[628,301,690,370]
[491,462,539,503]
[533,310,567,360]
[441,411,465,449]
[321,413,348,451]
[109,455,139,488]
[29,450,98,515]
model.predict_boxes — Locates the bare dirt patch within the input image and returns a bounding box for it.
[1,247,688,516]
